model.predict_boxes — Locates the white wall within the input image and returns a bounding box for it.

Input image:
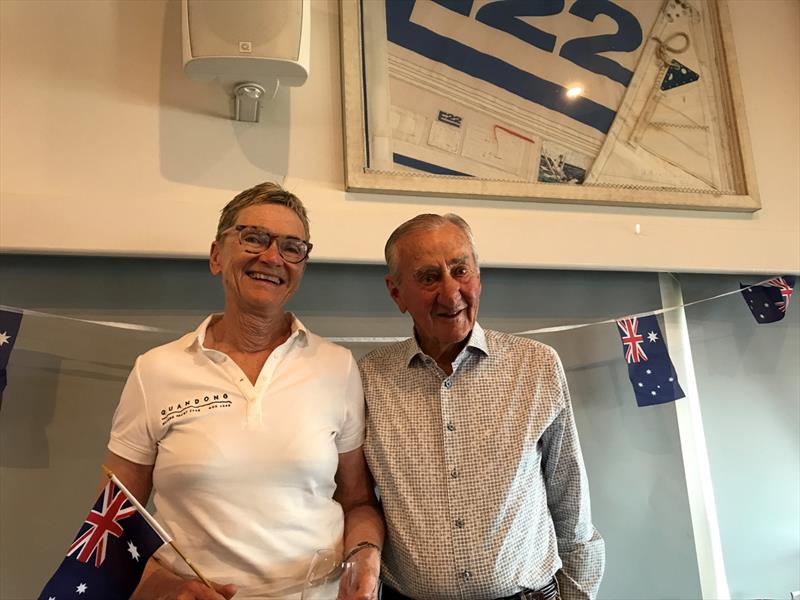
[1,0,799,274]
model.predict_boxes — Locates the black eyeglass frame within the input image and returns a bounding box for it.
[222,224,313,264]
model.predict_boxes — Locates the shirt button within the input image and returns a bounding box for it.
[461,569,472,581]
[450,468,459,479]
[443,380,452,389]
[446,422,456,432]
[455,518,464,528]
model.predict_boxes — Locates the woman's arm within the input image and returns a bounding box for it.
[100,450,152,500]
[334,447,385,600]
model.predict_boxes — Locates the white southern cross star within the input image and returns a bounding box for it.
[0,331,11,346]
[76,583,87,594]
[647,331,659,343]
[48,597,55,600]
[127,540,141,561]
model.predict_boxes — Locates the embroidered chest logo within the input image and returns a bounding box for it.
[160,393,232,426]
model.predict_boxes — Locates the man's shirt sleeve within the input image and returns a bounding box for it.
[540,351,605,600]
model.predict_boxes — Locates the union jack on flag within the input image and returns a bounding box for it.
[615,314,685,407]
[740,276,796,324]
[767,277,794,312]
[617,317,647,363]
[67,480,140,567]
[39,479,165,599]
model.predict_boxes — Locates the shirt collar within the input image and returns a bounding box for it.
[466,322,489,356]
[186,313,308,352]
[404,321,489,367]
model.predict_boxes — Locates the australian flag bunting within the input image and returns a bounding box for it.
[39,479,166,600]
[617,315,685,407]
[740,276,795,324]
[0,309,23,395]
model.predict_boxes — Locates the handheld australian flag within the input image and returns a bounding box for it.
[740,276,796,324]
[0,309,23,395]
[39,478,167,600]
[616,315,685,407]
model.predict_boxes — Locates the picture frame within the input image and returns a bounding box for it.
[339,0,760,212]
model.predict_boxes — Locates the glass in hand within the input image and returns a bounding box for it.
[301,548,360,600]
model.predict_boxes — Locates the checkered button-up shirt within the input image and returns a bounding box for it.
[359,323,604,600]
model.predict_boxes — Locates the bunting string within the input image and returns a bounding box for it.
[330,277,780,341]
[0,276,794,408]
[0,277,781,343]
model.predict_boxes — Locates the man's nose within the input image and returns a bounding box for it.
[439,274,461,304]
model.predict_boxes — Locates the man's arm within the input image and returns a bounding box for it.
[334,447,385,600]
[540,361,605,600]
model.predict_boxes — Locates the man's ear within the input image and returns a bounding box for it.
[209,240,222,276]
[385,275,407,313]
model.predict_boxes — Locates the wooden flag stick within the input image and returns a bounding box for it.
[101,465,215,590]
[167,541,215,590]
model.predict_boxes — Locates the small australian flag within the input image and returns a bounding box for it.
[616,314,685,407]
[740,276,795,324]
[0,309,23,395]
[39,479,165,600]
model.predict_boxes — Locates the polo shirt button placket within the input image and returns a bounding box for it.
[245,393,259,424]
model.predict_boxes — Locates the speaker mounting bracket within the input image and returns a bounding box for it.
[232,80,278,123]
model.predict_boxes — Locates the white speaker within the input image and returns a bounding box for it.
[181,0,310,121]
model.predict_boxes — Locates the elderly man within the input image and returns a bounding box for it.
[358,214,604,600]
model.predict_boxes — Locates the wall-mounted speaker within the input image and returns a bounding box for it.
[181,0,310,121]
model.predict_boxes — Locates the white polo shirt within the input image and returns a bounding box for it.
[108,315,364,599]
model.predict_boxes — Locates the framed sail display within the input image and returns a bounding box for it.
[340,0,760,211]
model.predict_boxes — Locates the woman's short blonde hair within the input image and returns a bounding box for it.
[216,182,310,241]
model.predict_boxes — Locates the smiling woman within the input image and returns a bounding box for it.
[210,202,309,325]
[91,182,384,600]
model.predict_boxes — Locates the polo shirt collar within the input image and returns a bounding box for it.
[405,321,489,367]
[186,313,309,353]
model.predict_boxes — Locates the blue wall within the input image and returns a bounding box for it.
[2,256,796,599]
[681,274,800,599]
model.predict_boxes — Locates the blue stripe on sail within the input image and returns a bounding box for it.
[385,0,617,134]
[393,153,472,176]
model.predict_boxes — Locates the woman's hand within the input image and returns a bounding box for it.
[172,578,238,600]
[337,546,380,600]
[131,557,237,600]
